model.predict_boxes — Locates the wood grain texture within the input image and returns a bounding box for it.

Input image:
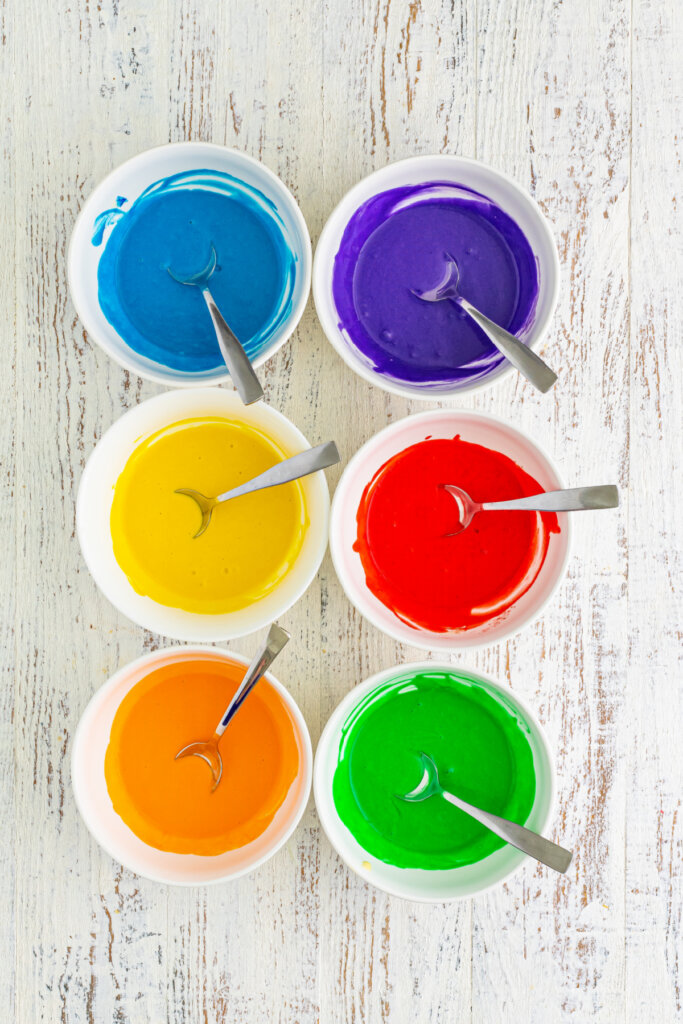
[2,0,681,1020]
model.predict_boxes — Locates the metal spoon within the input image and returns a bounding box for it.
[176,440,340,539]
[175,622,290,791]
[443,483,619,537]
[167,245,264,405]
[415,257,558,393]
[402,753,572,874]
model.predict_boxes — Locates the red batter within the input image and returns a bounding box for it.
[354,436,560,633]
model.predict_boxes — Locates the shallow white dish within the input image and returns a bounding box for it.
[72,645,312,885]
[314,662,556,902]
[313,154,560,400]
[68,142,311,387]
[329,409,571,651]
[77,388,330,642]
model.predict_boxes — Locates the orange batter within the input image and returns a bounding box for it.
[104,658,300,855]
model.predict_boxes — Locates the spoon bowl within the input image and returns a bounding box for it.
[441,483,478,535]
[174,488,218,539]
[401,753,442,802]
[175,738,224,788]
[167,245,218,287]
[413,254,462,303]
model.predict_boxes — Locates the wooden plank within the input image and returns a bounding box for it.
[0,0,16,1018]
[626,0,683,1019]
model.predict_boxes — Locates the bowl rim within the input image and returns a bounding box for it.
[312,153,561,400]
[329,407,572,651]
[76,387,331,642]
[67,141,313,387]
[71,643,313,886]
[313,660,557,902]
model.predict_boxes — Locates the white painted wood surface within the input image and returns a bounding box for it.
[1,0,681,1020]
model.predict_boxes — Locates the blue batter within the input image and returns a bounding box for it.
[92,170,296,373]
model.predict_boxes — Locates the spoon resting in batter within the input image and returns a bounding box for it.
[443,482,619,536]
[175,623,290,791]
[176,440,340,538]
[416,257,558,393]
[168,245,265,405]
[402,753,572,874]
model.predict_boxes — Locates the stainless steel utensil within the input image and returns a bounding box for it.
[443,483,619,536]
[168,245,264,405]
[416,257,558,393]
[175,623,290,791]
[176,440,340,539]
[402,753,572,874]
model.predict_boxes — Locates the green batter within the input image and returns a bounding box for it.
[332,669,537,869]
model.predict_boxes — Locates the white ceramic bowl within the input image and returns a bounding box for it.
[330,409,571,651]
[77,388,330,641]
[313,155,559,399]
[68,142,312,387]
[314,662,556,901]
[72,645,312,885]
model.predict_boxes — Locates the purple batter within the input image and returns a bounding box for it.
[332,182,539,387]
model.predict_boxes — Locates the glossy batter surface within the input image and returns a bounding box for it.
[333,182,539,387]
[332,669,537,869]
[93,170,296,372]
[354,435,559,632]
[104,659,300,855]
[110,417,307,614]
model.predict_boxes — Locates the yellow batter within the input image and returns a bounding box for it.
[110,417,308,614]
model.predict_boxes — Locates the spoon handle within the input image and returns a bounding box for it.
[216,441,340,504]
[441,790,573,874]
[201,287,265,406]
[214,623,291,739]
[480,484,619,514]
[458,296,558,394]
